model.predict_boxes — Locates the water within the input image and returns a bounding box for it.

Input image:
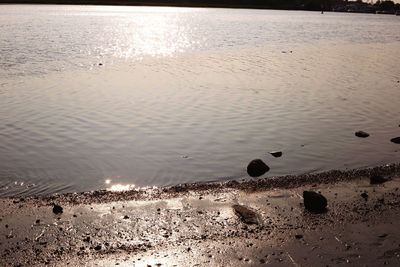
[0,5,400,196]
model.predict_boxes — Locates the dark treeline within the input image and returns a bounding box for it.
[0,0,399,12]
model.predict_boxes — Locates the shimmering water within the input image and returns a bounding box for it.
[1,5,400,196]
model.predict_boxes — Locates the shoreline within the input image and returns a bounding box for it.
[7,163,400,204]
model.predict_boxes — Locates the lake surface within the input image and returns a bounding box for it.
[1,5,400,196]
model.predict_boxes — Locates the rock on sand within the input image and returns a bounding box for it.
[232,204,260,225]
[52,204,63,214]
[303,191,327,213]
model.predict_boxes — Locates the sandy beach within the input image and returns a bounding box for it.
[1,164,400,266]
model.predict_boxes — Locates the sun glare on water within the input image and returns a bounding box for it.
[87,6,198,59]
[107,184,136,192]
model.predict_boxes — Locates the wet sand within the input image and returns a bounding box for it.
[1,164,400,266]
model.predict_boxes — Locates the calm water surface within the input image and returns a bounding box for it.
[1,5,400,196]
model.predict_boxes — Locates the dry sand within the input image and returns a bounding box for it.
[1,164,400,266]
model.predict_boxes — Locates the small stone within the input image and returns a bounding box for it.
[232,204,260,224]
[94,245,102,251]
[303,191,328,213]
[361,192,368,200]
[52,204,63,215]
[370,174,390,184]
[247,159,270,177]
[355,131,369,138]
[123,215,129,219]
[270,151,282,158]
[35,219,40,224]
[390,137,400,144]
[295,234,303,239]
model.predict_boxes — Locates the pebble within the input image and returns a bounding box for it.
[52,204,63,215]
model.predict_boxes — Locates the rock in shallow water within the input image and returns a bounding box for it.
[390,137,400,144]
[247,159,270,177]
[303,191,327,213]
[355,131,370,138]
[270,151,283,158]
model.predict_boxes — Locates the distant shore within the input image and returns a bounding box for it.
[1,0,399,14]
[0,1,325,11]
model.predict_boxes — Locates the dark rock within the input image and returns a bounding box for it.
[361,192,368,200]
[270,151,283,158]
[232,204,260,224]
[303,191,328,213]
[390,137,400,144]
[35,219,40,224]
[52,204,63,215]
[295,234,303,239]
[247,159,270,177]
[123,215,129,219]
[355,131,369,138]
[370,174,390,184]
[94,245,102,251]
[98,63,103,66]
